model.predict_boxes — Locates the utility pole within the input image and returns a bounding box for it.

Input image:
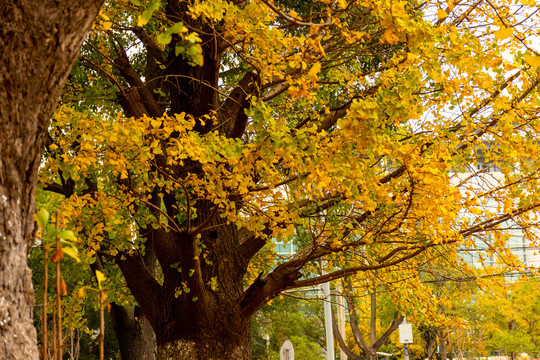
[323,281,335,360]
[322,260,335,360]
[399,316,413,360]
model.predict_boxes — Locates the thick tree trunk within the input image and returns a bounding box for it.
[111,304,156,360]
[0,202,37,359]
[0,1,102,359]
[155,323,252,360]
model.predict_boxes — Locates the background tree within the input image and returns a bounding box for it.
[30,190,122,360]
[467,277,540,359]
[332,280,404,360]
[251,292,326,360]
[0,2,102,359]
[40,0,540,359]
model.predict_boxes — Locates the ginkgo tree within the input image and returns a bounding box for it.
[40,0,540,358]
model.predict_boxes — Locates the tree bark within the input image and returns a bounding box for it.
[426,337,436,360]
[110,304,156,360]
[0,1,102,359]
[155,322,252,360]
[439,328,447,360]
[90,249,157,359]
[370,289,377,360]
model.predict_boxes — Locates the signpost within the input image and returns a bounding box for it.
[399,317,413,360]
[280,340,294,360]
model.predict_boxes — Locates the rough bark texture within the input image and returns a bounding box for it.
[0,1,102,358]
[155,322,252,360]
[111,304,156,360]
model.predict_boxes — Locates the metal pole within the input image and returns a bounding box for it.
[404,343,410,360]
[336,285,346,360]
[323,281,334,360]
[402,316,409,360]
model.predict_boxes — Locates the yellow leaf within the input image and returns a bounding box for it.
[77,287,86,300]
[504,61,518,71]
[137,15,149,26]
[62,246,81,263]
[494,27,513,40]
[96,270,106,290]
[289,10,300,20]
[406,52,418,63]
[103,21,113,31]
[337,0,347,9]
[381,29,399,45]
[100,11,110,21]
[524,54,540,68]
[437,8,448,20]
[307,62,321,82]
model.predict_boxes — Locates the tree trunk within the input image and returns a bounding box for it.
[111,304,156,360]
[426,337,436,360]
[91,251,157,360]
[369,289,377,360]
[439,329,447,360]
[155,323,252,360]
[0,1,102,359]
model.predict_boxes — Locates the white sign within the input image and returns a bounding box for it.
[280,340,295,360]
[399,323,413,344]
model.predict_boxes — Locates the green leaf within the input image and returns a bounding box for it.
[157,22,186,45]
[185,33,201,44]
[187,44,202,57]
[169,22,185,34]
[37,208,50,229]
[175,44,185,57]
[156,32,172,45]
[63,246,81,263]
[138,0,160,26]
[46,224,59,237]
[59,230,77,242]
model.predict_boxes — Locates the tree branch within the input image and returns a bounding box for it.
[332,307,362,360]
[259,0,332,27]
[115,252,163,327]
[217,70,260,139]
[344,282,370,354]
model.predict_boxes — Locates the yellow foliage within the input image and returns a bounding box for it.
[494,27,514,40]
[437,8,448,20]
[39,0,540,339]
[524,54,540,69]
